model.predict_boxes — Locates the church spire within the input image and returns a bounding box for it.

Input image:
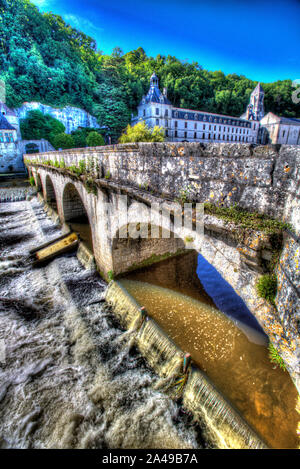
[247,82,265,121]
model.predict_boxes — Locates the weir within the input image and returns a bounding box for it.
[105,280,268,449]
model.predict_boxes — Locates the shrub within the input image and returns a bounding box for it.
[52,133,74,150]
[256,274,277,305]
[119,121,164,143]
[29,176,35,186]
[78,160,86,174]
[86,131,105,147]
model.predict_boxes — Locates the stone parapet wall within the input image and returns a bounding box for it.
[25,142,300,234]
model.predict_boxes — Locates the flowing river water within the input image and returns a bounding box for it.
[0,196,202,449]
[0,188,299,449]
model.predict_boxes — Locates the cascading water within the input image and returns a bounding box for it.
[0,186,36,203]
[0,196,201,449]
[106,281,268,449]
[183,370,266,449]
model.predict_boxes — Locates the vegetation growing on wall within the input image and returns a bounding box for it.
[256,274,277,305]
[1,0,299,142]
[268,343,286,371]
[204,203,292,234]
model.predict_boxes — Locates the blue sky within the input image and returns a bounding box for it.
[32,0,300,83]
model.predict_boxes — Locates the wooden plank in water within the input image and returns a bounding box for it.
[33,233,78,265]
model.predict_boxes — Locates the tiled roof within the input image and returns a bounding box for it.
[141,87,172,105]
[140,72,172,105]
[279,116,300,125]
[0,113,16,130]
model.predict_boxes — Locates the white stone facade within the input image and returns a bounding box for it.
[132,73,262,144]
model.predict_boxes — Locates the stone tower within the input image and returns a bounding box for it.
[246,83,265,121]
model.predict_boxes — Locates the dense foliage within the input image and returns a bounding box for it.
[119,122,165,143]
[1,0,299,142]
[52,132,75,150]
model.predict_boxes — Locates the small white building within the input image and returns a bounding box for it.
[132,73,264,144]
[0,103,24,173]
[0,101,54,174]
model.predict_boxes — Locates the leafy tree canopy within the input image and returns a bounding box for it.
[1,0,299,143]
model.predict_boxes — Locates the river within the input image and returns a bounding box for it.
[0,196,202,449]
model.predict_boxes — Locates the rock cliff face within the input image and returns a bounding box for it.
[15,102,100,134]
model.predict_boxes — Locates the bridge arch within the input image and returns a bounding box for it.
[62,182,94,252]
[44,175,58,211]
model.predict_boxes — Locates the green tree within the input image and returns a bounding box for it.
[119,122,165,143]
[71,127,101,147]
[52,132,74,150]
[20,110,65,146]
[86,131,105,147]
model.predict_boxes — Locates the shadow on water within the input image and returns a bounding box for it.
[196,254,267,337]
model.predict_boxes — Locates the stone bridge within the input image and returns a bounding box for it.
[24,142,300,389]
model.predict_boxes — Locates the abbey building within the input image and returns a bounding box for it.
[132,73,300,145]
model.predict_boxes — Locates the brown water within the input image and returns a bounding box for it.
[120,278,300,449]
[69,221,93,252]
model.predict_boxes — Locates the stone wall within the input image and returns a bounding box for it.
[0,140,25,173]
[112,235,185,276]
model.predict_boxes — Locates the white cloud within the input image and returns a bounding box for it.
[32,0,54,8]
[63,14,104,35]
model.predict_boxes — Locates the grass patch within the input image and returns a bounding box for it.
[256,274,277,305]
[107,270,114,281]
[204,203,292,235]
